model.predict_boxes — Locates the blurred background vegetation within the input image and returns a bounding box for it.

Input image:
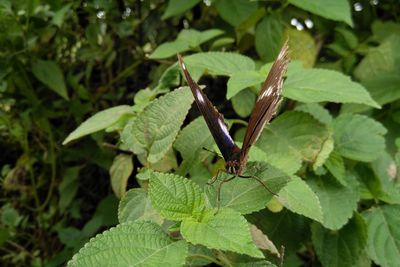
[0,0,399,266]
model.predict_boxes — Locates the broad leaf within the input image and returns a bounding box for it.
[283,68,380,108]
[295,103,333,125]
[332,114,387,162]
[181,209,263,258]
[58,166,80,212]
[311,214,368,267]
[363,205,400,267]
[206,162,291,214]
[227,71,264,99]
[278,176,323,223]
[231,89,256,118]
[121,87,193,164]
[287,29,318,68]
[173,117,213,176]
[109,154,133,199]
[362,73,400,106]
[324,151,347,186]
[148,172,205,220]
[214,0,257,27]
[288,0,353,26]
[67,221,188,267]
[32,59,68,99]
[162,0,201,19]
[63,105,133,145]
[255,15,285,62]
[118,188,163,225]
[307,175,360,230]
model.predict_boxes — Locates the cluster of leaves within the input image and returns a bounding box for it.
[2,0,400,266]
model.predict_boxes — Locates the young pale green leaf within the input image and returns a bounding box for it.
[162,0,201,19]
[311,214,368,267]
[149,172,205,220]
[283,68,380,108]
[206,162,291,214]
[226,71,264,99]
[324,151,347,186]
[118,188,163,224]
[67,221,188,267]
[32,59,69,100]
[109,154,133,199]
[149,39,190,59]
[307,175,360,230]
[231,89,256,118]
[287,29,318,68]
[255,15,284,62]
[363,205,400,267]
[173,117,213,176]
[332,114,387,162]
[181,209,264,258]
[278,176,323,223]
[121,87,193,164]
[63,105,133,145]
[255,111,331,173]
[313,135,334,170]
[354,35,400,82]
[295,103,333,125]
[288,0,353,26]
[178,29,224,48]
[214,0,257,27]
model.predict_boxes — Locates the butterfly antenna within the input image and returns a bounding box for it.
[202,147,223,158]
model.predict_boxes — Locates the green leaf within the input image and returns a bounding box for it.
[231,89,256,118]
[59,167,81,212]
[311,214,368,267]
[149,39,190,59]
[295,103,333,125]
[255,14,285,62]
[181,209,263,258]
[371,20,400,42]
[121,87,193,164]
[52,4,72,27]
[324,151,347,186]
[162,0,201,19]
[363,205,400,267]
[206,162,291,214]
[67,221,188,267]
[362,73,400,106]
[63,105,133,145]
[227,71,264,99]
[118,188,163,224]
[354,35,400,82]
[173,117,213,176]
[32,59,68,100]
[283,68,380,108]
[278,176,323,223]
[332,114,387,162]
[307,175,360,230]
[313,135,334,170]
[109,154,133,199]
[288,0,353,26]
[148,172,205,220]
[214,0,258,27]
[255,111,331,174]
[250,224,279,256]
[287,29,318,68]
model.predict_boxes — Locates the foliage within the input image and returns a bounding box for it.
[1,0,400,266]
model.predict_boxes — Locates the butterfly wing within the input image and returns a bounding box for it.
[178,55,240,162]
[240,40,290,164]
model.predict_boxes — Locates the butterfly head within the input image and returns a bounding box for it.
[225,148,242,175]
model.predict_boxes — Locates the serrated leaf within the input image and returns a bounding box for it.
[121,87,193,164]
[287,28,317,68]
[324,151,347,186]
[118,188,163,225]
[214,0,257,27]
[181,209,263,258]
[206,162,291,214]
[255,111,331,174]
[295,103,333,125]
[149,172,205,220]
[311,214,367,267]
[162,0,201,19]
[109,154,133,199]
[32,59,68,99]
[255,14,284,62]
[288,0,353,26]
[354,35,400,82]
[67,221,188,267]
[231,89,256,118]
[307,175,360,230]
[363,205,400,267]
[63,105,133,145]
[332,114,387,162]
[278,176,323,223]
[227,71,264,99]
[283,68,380,108]
[149,39,190,59]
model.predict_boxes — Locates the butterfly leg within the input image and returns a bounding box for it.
[215,175,236,214]
[239,175,278,197]
[207,169,225,185]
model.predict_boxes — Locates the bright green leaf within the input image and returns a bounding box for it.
[109,154,133,199]
[181,209,263,258]
[227,71,264,99]
[255,14,285,62]
[324,151,347,186]
[214,0,258,27]
[63,105,133,145]
[149,39,190,59]
[287,29,317,68]
[231,89,256,118]
[162,0,201,19]
[67,221,188,267]
[295,103,333,125]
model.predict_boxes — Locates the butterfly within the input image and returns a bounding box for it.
[178,41,289,206]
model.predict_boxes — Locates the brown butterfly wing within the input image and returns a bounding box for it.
[240,40,290,167]
[178,55,240,162]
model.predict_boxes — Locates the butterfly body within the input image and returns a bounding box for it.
[178,41,289,179]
